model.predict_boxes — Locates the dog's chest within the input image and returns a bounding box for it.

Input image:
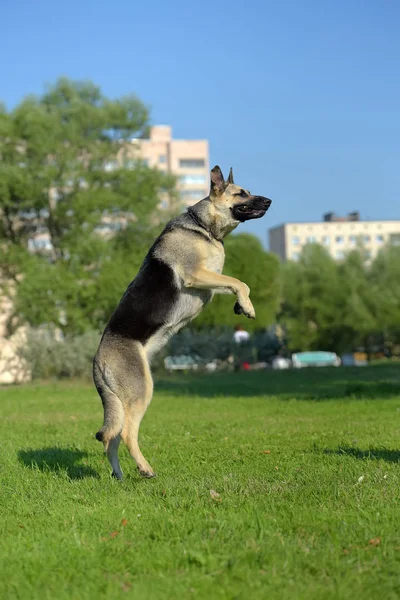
[204,245,225,274]
[166,246,224,332]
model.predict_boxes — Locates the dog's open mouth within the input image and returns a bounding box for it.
[236,207,266,219]
[232,197,272,222]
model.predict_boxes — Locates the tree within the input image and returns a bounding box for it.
[280,243,385,355]
[195,233,281,331]
[335,250,378,353]
[368,246,400,352]
[0,78,176,334]
[280,244,342,351]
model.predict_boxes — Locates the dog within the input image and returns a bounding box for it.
[93,165,271,479]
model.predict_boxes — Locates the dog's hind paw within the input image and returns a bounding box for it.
[138,467,157,479]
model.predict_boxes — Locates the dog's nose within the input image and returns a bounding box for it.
[262,197,272,208]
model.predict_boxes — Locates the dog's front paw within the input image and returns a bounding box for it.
[234,301,243,315]
[234,299,255,319]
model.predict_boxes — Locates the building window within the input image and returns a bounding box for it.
[292,252,300,261]
[321,236,330,245]
[390,233,400,246]
[335,236,344,244]
[349,235,357,244]
[180,189,206,200]
[179,159,205,168]
[306,235,316,243]
[123,159,135,169]
[365,250,371,259]
[363,235,370,243]
[95,222,122,233]
[180,174,207,184]
[50,189,61,201]
[159,155,167,164]
[376,234,384,243]
[336,249,344,260]
[28,238,52,251]
[292,236,300,245]
[104,160,118,172]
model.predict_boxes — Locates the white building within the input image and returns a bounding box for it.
[269,213,400,261]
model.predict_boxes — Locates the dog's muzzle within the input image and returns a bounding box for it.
[231,196,272,222]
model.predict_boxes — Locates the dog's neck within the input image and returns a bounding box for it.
[187,205,214,238]
[187,200,234,242]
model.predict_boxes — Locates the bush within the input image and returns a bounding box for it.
[167,326,290,363]
[19,325,288,381]
[167,327,237,362]
[18,328,99,380]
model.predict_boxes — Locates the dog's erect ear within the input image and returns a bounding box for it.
[210,165,227,197]
[226,167,234,184]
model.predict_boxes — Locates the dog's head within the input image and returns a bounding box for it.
[209,165,271,237]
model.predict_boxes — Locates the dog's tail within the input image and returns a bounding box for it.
[93,357,125,444]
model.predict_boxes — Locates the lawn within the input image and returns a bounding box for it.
[1,365,400,599]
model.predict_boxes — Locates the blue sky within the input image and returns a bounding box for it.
[2,0,400,244]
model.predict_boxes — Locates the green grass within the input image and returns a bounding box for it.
[1,365,400,599]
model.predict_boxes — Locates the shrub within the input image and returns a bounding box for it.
[18,328,99,380]
[18,325,287,381]
[167,327,237,362]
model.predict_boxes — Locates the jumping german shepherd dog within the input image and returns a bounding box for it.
[93,166,271,479]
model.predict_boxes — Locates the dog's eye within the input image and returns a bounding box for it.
[237,190,248,198]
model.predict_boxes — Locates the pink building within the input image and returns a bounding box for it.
[128,125,210,208]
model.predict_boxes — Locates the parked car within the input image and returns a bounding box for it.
[291,351,341,368]
[164,355,201,371]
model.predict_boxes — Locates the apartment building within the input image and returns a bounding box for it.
[269,212,400,261]
[122,125,209,208]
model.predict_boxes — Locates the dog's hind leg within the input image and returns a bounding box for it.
[94,339,156,478]
[121,344,156,478]
[93,356,125,480]
[107,434,123,480]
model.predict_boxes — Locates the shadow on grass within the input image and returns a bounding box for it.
[323,446,400,463]
[18,447,99,479]
[155,364,400,401]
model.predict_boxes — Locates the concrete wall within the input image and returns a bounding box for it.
[0,291,30,384]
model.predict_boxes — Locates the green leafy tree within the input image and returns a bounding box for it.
[335,250,378,353]
[0,78,176,333]
[368,246,400,351]
[280,243,386,354]
[280,244,341,351]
